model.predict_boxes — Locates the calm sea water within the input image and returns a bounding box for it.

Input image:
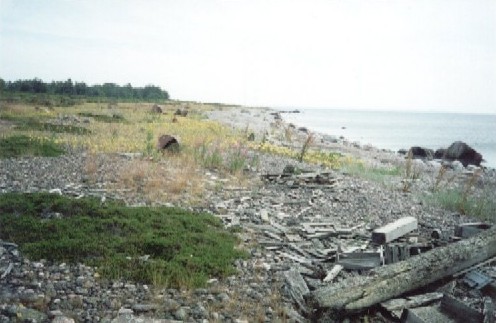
[281,109,496,168]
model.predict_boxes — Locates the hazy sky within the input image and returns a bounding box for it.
[1,0,495,113]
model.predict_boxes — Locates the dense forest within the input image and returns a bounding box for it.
[0,78,169,101]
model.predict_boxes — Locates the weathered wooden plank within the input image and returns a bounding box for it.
[284,269,310,315]
[323,265,343,282]
[483,297,494,323]
[401,306,454,323]
[338,252,382,270]
[440,295,483,323]
[372,216,418,244]
[381,292,443,311]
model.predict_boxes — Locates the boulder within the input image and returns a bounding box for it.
[174,109,188,117]
[443,141,483,167]
[397,149,408,155]
[151,104,162,113]
[434,148,446,159]
[408,146,434,159]
[157,135,179,152]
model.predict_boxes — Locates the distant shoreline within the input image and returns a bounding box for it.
[278,107,496,169]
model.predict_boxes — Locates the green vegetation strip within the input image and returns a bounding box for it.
[0,114,90,134]
[424,189,496,221]
[0,193,247,288]
[77,112,126,123]
[0,135,65,158]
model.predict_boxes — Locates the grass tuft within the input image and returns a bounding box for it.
[424,189,496,221]
[0,193,248,288]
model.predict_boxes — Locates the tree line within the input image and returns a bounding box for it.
[0,78,169,101]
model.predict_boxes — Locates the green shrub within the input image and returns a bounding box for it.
[0,135,65,158]
[78,112,126,123]
[0,114,90,134]
[0,193,247,288]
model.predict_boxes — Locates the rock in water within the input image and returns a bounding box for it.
[408,147,434,160]
[434,148,446,159]
[444,141,483,167]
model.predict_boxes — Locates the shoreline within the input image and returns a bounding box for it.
[275,107,496,169]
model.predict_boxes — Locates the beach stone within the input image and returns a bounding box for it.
[132,303,159,312]
[163,298,180,311]
[174,307,188,320]
[52,316,76,323]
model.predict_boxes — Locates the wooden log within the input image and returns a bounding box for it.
[307,226,496,313]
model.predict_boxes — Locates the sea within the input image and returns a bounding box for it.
[280,108,496,168]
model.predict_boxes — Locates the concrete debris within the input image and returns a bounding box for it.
[371,216,418,244]
[464,270,493,290]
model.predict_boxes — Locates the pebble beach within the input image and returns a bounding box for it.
[1,104,495,322]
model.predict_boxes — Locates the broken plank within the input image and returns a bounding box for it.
[288,244,312,258]
[401,306,454,323]
[278,252,313,265]
[270,221,290,233]
[323,265,343,282]
[284,269,310,315]
[263,230,283,241]
[381,292,443,312]
[338,252,382,270]
[454,222,492,238]
[484,297,494,323]
[372,216,418,244]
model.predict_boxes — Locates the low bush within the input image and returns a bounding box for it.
[78,112,126,123]
[0,193,248,288]
[0,135,65,158]
[0,114,90,134]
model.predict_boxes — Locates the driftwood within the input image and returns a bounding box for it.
[307,226,496,313]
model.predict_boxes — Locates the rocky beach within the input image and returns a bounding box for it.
[1,104,496,322]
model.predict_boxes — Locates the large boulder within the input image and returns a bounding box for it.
[157,135,179,152]
[434,148,446,159]
[443,141,482,167]
[408,146,434,160]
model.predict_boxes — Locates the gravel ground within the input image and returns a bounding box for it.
[1,106,495,322]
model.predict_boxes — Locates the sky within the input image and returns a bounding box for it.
[0,0,495,113]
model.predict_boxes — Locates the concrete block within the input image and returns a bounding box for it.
[372,216,418,244]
